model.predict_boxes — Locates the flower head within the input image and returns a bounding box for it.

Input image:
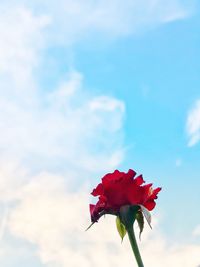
[90,169,161,222]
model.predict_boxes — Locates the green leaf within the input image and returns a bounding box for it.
[116,216,127,242]
[136,211,144,239]
[140,205,152,229]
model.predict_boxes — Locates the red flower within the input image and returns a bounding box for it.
[90,169,161,222]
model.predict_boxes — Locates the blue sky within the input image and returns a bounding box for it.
[67,3,200,239]
[0,1,200,267]
[75,8,200,240]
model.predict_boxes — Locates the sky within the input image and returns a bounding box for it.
[0,0,200,266]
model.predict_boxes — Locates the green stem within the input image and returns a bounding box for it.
[127,226,144,267]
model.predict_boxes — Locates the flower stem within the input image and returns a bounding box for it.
[127,226,144,267]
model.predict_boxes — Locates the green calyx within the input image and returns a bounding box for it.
[116,216,127,242]
[116,205,152,241]
[119,205,140,230]
[115,205,139,242]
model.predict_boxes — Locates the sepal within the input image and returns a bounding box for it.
[136,210,144,239]
[140,205,152,229]
[116,216,127,242]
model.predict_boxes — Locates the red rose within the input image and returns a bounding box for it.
[90,169,161,222]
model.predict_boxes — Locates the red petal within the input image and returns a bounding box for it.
[99,195,107,203]
[153,187,162,195]
[134,174,145,185]
[90,169,161,216]
[91,183,104,196]
[143,183,153,194]
[127,169,136,179]
[149,187,162,199]
[89,204,95,216]
[102,170,123,185]
[144,200,156,211]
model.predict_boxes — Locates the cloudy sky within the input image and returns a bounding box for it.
[0,1,200,266]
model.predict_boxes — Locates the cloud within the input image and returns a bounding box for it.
[0,2,199,267]
[193,225,200,236]
[0,69,125,174]
[0,0,196,46]
[0,6,125,266]
[6,172,200,267]
[0,6,49,101]
[0,6,125,174]
[186,100,200,146]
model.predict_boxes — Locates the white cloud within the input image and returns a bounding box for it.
[0,2,199,267]
[0,6,50,104]
[0,69,124,173]
[0,5,126,266]
[186,100,200,146]
[193,225,200,236]
[0,6,124,173]
[0,0,196,46]
[89,96,124,112]
[6,173,200,267]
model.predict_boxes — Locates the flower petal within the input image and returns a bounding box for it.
[102,170,120,184]
[151,187,162,197]
[126,169,136,179]
[89,169,161,222]
[144,200,156,211]
[89,204,95,216]
[91,183,104,196]
[134,174,145,185]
